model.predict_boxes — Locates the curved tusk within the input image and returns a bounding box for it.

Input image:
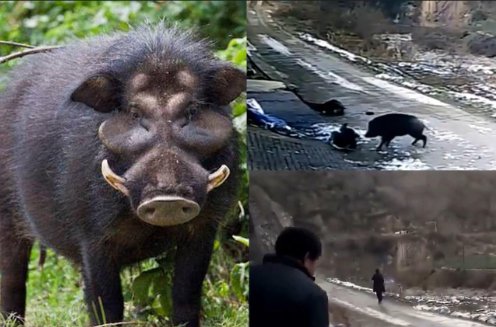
[207,164,230,192]
[101,159,130,196]
[98,121,105,138]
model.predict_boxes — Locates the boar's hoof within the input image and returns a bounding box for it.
[137,196,201,226]
[101,159,130,196]
[207,165,230,192]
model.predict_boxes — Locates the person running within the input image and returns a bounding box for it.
[372,268,386,304]
[250,227,329,327]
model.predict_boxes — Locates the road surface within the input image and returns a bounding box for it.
[320,280,491,327]
[247,6,496,170]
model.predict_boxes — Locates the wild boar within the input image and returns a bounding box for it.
[364,113,427,151]
[0,24,245,326]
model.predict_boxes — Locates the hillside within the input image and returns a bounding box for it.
[250,171,496,290]
[270,0,496,59]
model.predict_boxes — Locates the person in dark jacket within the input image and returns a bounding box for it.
[250,227,329,327]
[330,123,360,150]
[372,268,386,304]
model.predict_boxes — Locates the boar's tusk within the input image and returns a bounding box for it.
[97,121,106,143]
[101,159,130,196]
[207,165,230,192]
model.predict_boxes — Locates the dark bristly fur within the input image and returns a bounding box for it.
[288,86,345,116]
[0,23,245,326]
[365,113,427,151]
[330,123,360,150]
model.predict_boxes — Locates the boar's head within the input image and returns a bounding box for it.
[70,26,245,227]
[365,120,379,138]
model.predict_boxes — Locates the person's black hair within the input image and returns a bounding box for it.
[376,269,380,273]
[275,227,322,261]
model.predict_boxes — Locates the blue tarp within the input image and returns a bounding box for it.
[247,98,293,132]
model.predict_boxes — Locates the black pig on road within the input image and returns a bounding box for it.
[0,24,245,326]
[364,113,427,151]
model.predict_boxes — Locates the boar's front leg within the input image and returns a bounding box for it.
[0,216,32,325]
[81,246,123,326]
[172,220,218,327]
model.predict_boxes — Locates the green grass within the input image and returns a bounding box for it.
[0,242,247,327]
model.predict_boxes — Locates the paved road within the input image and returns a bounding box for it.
[247,7,496,170]
[248,126,360,170]
[319,280,491,327]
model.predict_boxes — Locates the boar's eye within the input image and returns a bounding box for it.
[128,103,141,119]
[129,107,141,120]
[187,105,198,121]
[129,110,150,131]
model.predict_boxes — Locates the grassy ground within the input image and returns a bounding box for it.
[0,242,248,327]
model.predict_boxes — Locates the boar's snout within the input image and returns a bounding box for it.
[101,158,230,226]
[365,125,376,138]
[137,195,200,226]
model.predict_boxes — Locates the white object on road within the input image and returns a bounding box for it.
[299,32,372,64]
[328,71,365,92]
[361,76,450,107]
[295,59,365,93]
[247,41,257,55]
[259,34,291,56]
[247,98,264,115]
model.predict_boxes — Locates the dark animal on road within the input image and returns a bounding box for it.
[307,99,345,116]
[0,24,245,327]
[365,113,427,151]
[330,123,360,150]
[288,86,345,116]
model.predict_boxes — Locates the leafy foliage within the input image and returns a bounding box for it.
[230,236,250,301]
[0,1,245,55]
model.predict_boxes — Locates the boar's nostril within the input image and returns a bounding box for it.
[182,205,195,215]
[137,196,200,227]
[144,207,156,216]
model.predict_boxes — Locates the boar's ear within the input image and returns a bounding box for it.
[71,74,121,113]
[208,64,246,105]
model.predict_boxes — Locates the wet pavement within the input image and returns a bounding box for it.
[247,7,496,170]
[247,87,363,170]
[248,126,361,170]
